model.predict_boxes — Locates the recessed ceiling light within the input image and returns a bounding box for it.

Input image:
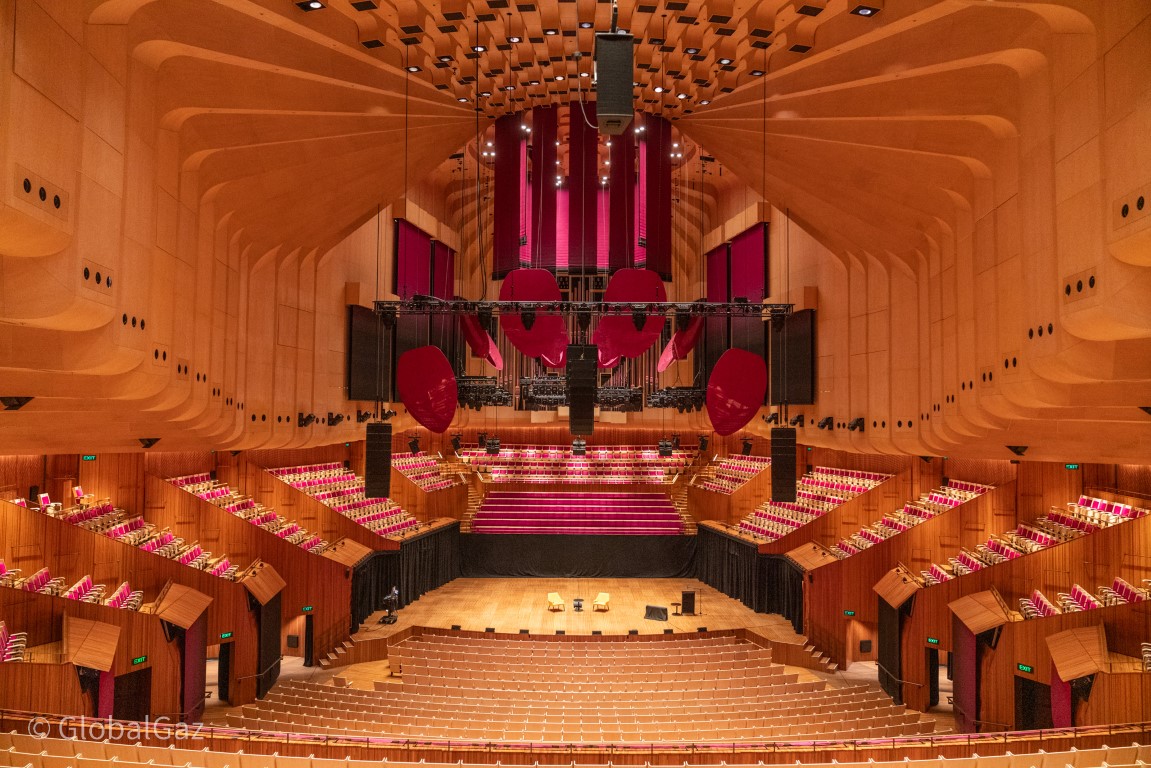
[555,75,565,81]
[481,91,492,97]
[699,99,711,105]
[472,44,486,52]
[653,86,665,93]
[457,97,469,102]
[579,21,593,28]
[529,79,540,85]
[579,71,589,77]
[438,55,453,62]
[676,93,687,100]
[406,65,421,72]
[504,85,515,91]
[685,47,700,54]
[750,69,765,76]
[718,57,733,65]
[850,4,881,15]
[507,35,522,43]
[296,0,324,9]
[544,28,558,35]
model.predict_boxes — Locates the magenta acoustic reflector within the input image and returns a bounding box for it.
[397,346,458,433]
[706,349,767,436]
[592,269,667,368]
[498,269,569,363]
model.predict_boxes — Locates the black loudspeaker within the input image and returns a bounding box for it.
[771,427,797,502]
[364,422,393,498]
[644,605,669,621]
[680,590,696,616]
[770,308,816,405]
[566,344,597,436]
[594,32,635,134]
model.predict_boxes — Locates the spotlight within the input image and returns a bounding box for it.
[850,3,882,16]
[847,418,865,432]
[520,307,537,331]
[451,434,462,451]
[356,410,373,423]
[0,396,32,411]
[817,417,834,430]
[698,435,708,452]
[138,438,161,449]
[699,99,711,105]
[439,55,453,62]
[576,304,592,333]
[1007,445,1029,457]
[685,47,700,54]
[789,414,805,427]
[409,436,421,454]
[328,412,345,426]
[653,86,665,93]
[631,305,647,332]
[296,0,324,9]
[762,412,779,425]
[457,97,469,102]
[741,438,753,456]
[676,93,688,100]
[298,412,317,428]
[380,306,398,327]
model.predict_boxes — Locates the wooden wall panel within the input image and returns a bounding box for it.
[78,452,145,518]
[0,455,46,501]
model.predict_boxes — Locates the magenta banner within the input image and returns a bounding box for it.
[609,126,637,272]
[530,106,558,271]
[394,219,431,299]
[493,114,522,279]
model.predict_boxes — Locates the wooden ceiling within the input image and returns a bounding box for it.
[0,0,1148,462]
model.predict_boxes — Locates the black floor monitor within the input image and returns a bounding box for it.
[644,605,669,621]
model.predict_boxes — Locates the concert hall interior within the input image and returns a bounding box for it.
[2,0,1151,762]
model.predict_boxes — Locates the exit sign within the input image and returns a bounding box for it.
[1017,663,1034,674]
[302,605,314,613]
[132,655,147,666]
[1065,464,1080,470]
[927,637,940,645]
[81,455,96,462]
[220,632,233,640]
[843,610,856,616]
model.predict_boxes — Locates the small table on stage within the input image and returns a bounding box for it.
[672,602,681,616]
[573,597,584,612]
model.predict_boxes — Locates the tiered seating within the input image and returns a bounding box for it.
[831,481,993,559]
[738,466,892,541]
[271,464,419,538]
[471,491,683,535]
[234,633,932,742]
[0,621,27,662]
[458,445,694,484]
[170,474,328,554]
[392,452,463,492]
[0,557,142,611]
[1018,576,1146,619]
[106,519,240,582]
[694,455,771,494]
[921,495,1148,585]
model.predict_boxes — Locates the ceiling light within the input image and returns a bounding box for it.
[472,44,486,52]
[685,47,700,54]
[673,142,679,148]
[676,93,687,99]
[480,91,491,97]
[457,96,469,102]
[555,75,565,81]
[406,65,421,72]
[529,79,540,85]
[351,0,379,9]
[579,71,589,77]
[504,85,515,90]
[545,28,558,35]
[296,0,324,9]
[653,86,665,93]
[486,141,493,147]
[850,3,881,15]
[438,55,453,62]
[750,69,765,76]
[507,35,522,43]
[579,21,593,28]
[699,99,710,105]
[718,57,733,65]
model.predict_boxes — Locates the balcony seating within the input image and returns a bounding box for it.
[472,491,683,535]
[694,455,771,495]
[0,621,28,663]
[392,452,464,492]
[737,466,893,542]
[458,444,695,485]
[272,464,420,538]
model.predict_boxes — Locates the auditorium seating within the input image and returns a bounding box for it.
[1018,577,1146,619]
[0,556,143,612]
[458,444,694,484]
[738,467,892,541]
[270,464,419,538]
[392,452,464,492]
[170,474,328,553]
[830,481,993,559]
[921,496,1148,585]
[471,491,683,535]
[693,455,771,495]
[235,633,933,743]
[0,621,27,662]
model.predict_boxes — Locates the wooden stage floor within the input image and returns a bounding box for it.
[354,578,806,641]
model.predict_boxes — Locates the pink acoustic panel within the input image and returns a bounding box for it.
[592,269,667,368]
[706,348,767,436]
[657,315,704,372]
[459,314,503,370]
[397,346,458,433]
[498,268,569,363]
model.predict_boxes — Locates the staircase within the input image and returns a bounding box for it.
[461,484,484,532]
[670,484,696,534]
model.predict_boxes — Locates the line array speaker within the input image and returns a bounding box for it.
[594,33,635,135]
[364,422,393,498]
[770,427,797,502]
[566,344,597,436]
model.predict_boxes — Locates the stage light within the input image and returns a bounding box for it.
[356,410,373,423]
[507,35,522,43]
[472,44,486,52]
[685,47,700,54]
[296,0,324,10]
[632,305,647,332]
[848,418,866,432]
[817,416,834,430]
[789,414,805,427]
[653,86,665,93]
[298,412,317,428]
[408,436,421,454]
[579,21,593,28]
[0,396,32,411]
[328,412,345,426]
[544,28,558,35]
[850,3,882,16]
[750,69,765,76]
[406,65,421,73]
[762,412,779,425]
[138,437,161,449]
[1007,445,1029,457]
[457,97,469,102]
[521,307,536,331]
[699,99,711,105]
[718,58,733,65]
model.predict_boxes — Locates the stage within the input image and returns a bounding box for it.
[352,577,806,640]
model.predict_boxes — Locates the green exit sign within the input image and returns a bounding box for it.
[81,455,97,462]
[132,655,147,666]
[843,610,856,616]
[1065,464,1080,470]
[220,632,233,640]
[302,605,314,613]
[927,637,940,645]
[1017,663,1034,674]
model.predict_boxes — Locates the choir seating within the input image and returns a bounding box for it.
[921,496,1149,585]
[270,464,419,538]
[694,455,771,495]
[458,444,695,484]
[830,481,994,559]
[392,452,464,492]
[472,491,683,535]
[236,633,935,743]
[738,467,892,541]
[170,474,328,553]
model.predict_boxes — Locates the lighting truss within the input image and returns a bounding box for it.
[647,387,706,412]
[520,376,568,410]
[596,386,643,412]
[376,297,792,320]
[457,376,513,410]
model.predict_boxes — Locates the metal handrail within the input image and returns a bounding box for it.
[874,661,925,687]
[236,656,283,682]
[951,702,1012,730]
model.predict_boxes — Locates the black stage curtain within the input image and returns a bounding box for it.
[461,535,696,578]
[877,596,903,704]
[760,554,803,633]
[352,523,461,629]
[254,592,282,698]
[694,526,762,611]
